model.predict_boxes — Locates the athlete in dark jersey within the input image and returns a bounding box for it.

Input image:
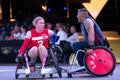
[73,8,106,66]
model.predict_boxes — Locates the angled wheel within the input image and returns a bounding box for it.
[49,47,62,78]
[53,45,63,62]
[15,63,22,79]
[84,46,116,77]
[15,55,27,79]
[15,64,19,79]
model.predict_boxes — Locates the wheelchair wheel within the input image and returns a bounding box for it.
[15,64,19,79]
[15,56,27,79]
[15,63,22,79]
[53,45,63,62]
[84,46,116,77]
[49,74,53,78]
[49,47,62,78]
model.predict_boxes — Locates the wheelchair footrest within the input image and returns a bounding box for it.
[41,67,57,74]
[17,68,30,74]
[68,66,85,73]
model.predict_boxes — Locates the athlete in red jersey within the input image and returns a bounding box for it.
[16,16,54,72]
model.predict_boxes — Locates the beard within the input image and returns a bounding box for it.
[78,18,83,23]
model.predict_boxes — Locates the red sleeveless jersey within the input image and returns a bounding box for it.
[29,28,49,48]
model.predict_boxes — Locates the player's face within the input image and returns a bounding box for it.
[77,12,83,23]
[35,19,45,32]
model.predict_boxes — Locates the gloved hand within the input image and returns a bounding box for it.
[86,49,93,55]
[15,54,22,63]
[85,45,94,55]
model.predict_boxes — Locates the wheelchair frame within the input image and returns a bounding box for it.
[15,43,62,79]
[66,46,116,78]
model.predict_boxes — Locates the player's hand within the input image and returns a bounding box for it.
[15,54,22,63]
[86,49,93,55]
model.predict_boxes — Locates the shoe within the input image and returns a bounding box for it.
[30,66,35,73]
[29,62,35,73]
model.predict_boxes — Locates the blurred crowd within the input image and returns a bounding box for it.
[0,19,80,63]
[0,20,80,44]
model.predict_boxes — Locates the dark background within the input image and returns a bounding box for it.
[0,0,120,63]
[1,0,120,34]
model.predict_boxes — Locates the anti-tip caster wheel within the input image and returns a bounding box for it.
[25,75,29,80]
[42,74,45,79]
[15,74,19,79]
[68,73,72,78]
[49,74,53,78]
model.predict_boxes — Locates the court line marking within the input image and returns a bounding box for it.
[0,70,14,72]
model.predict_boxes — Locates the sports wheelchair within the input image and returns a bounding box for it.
[66,46,116,78]
[15,42,62,79]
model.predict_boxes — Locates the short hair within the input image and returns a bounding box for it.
[78,8,89,17]
[71,25,77,30]
[32,16,44,25]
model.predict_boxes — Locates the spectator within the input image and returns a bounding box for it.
[19,25,27,40]
[54,23,68,63]
[67,25,80,46]
[9,23,21,39]
[46,23,53,30]
[55,23,68,45]
[54,23,61,33]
